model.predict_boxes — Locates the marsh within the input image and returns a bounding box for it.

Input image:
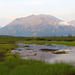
[11,43,75,63]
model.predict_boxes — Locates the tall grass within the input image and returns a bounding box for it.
[0,57,75,75]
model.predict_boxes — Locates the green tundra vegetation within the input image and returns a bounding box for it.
[0,35,75,75]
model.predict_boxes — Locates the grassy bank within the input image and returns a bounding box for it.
[17,40,75,46]
[0,44,17,61]
[0,57,75,75]
[0,36,18,61]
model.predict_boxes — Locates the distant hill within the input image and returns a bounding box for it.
[0,14,75,36]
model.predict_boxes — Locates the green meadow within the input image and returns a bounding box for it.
[0,35,75,75]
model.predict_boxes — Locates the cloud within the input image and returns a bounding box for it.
[59,21,70,26]
[18,0,58,5]
[15,1,48,5]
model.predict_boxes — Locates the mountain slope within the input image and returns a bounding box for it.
[69,20,75,26]
[0,14,75,36]
[0,26,2,28]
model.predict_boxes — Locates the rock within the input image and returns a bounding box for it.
[34,53,37,56]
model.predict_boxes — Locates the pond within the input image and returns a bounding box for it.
[11,43,75,63]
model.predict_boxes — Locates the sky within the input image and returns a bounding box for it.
[0,0,75,27]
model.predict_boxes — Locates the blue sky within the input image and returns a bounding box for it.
[0,0,75,26]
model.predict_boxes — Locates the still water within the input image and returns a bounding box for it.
[12,43,75,63]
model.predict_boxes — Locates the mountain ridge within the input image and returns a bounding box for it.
[0,14,75,36]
